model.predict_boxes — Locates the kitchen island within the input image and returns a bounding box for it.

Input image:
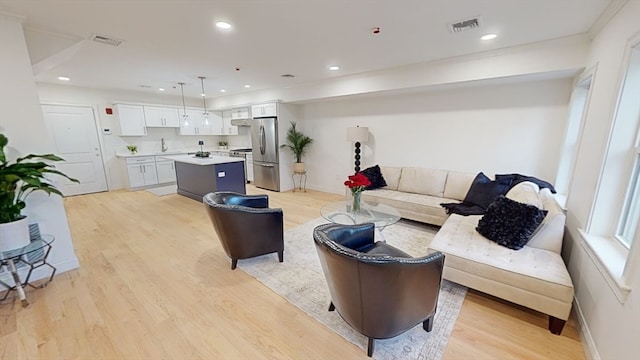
[160,154,246,201]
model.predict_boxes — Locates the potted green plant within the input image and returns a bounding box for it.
[218,141,228,150]
[0,134,79,251]
[280,121,313,173]
[126,145,138,154]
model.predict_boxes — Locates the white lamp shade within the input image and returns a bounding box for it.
[346,126,369,143]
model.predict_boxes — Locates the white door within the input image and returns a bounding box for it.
[41,105,108,196]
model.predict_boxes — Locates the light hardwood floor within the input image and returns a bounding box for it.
[0,186,586,359]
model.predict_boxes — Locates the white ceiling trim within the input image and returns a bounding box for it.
[0,10,25,22]
[32,39,85,76]
[588,0,630,38]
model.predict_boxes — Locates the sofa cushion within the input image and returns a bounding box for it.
[380,166,402,190]
[506,181,543,209]
[463,172,510,209]
[430,214,574,303]
[398,167,447,197]
[443,171,476,201]
[360,165,387,190]
[527,188,565,253]
[476,196,548,250]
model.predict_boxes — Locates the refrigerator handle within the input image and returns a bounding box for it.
[259,125,266,155]
[258,163,275,167]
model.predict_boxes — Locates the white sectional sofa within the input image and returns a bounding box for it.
[362,166,574,334]
[362,167,477,226]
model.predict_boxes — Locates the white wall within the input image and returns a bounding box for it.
[564,2,640,360]
[300,78,572,194]
[36,84,252,190]
[0,13,79,279]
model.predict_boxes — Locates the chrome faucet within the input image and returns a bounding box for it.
[161,138,168,152]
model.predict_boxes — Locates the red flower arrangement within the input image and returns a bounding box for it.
[344,173,371,212]
[344,172,371,192]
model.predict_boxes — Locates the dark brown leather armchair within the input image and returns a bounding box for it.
[313,223,445,357]
[204,192,284,270]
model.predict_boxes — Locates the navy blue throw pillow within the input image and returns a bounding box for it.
[360,165,387,190]
[476,196,548,250]
[462,172,510,210]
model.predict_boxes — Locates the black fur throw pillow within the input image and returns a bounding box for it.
[360,165,387,190]
[476,196,547,250]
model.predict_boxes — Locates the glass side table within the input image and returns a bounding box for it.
[0,234,55,307]
[320,201,401,242]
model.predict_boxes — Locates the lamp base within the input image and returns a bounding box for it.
[354,141,362,173]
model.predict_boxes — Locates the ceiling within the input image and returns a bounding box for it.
[0,0,615,100]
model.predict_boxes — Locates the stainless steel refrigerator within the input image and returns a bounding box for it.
[250,116,280,191]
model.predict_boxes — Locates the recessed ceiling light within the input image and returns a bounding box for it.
[57,76,70,81]
[481,33,497,41]
[216,21,232,30]
[329,66,340,71]
[220,89,227,93]
[244,85,251,88]
[158,88,165,92]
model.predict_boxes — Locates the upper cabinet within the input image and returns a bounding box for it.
[222,110,238,135]
[116,104,146,136]
[144,106,180,127]
[231,107,250,120]
[251,103,277,118]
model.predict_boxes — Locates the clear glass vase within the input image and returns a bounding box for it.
[351,190,362,213]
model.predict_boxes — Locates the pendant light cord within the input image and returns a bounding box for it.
[199,76,208,114]
[178,82,189,126]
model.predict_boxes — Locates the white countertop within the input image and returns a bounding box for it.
[116,148,232,158]
[159,154,244,165]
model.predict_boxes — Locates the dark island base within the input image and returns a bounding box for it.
[175,161,246,201]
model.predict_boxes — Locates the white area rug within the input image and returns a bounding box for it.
[239,218,468,359]
[145,184,177,196]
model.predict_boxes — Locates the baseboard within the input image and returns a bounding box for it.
[574,297,601,360]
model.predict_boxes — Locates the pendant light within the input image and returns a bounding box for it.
[199,76,210,126]
[179,82,189,126]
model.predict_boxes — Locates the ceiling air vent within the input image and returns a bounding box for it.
[281,74,295,78]
[91,34,125,47]
[449,17,481,33]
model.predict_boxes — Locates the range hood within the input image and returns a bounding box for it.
[231,118,252,126]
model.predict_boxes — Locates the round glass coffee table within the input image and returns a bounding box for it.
[320,200,401,241]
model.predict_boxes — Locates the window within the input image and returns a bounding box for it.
[555,72,593,207]
[616,135,640,248]
[580,39,640,302]
[612,45,640,249]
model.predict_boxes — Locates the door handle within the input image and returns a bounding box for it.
[259,125,266,155]
[259,163,274,167]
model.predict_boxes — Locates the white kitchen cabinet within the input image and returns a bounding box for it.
[251,102,277,118]
[126,156,158,188]
[180,109,219,135]
[231,107,250,120]
[144,106,180,127]
[222,110,238,135]
[116,104,147,136]
[155,158,176,183]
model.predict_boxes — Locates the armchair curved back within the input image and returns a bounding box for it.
[204,192,284,269]
[313,223,445,341]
